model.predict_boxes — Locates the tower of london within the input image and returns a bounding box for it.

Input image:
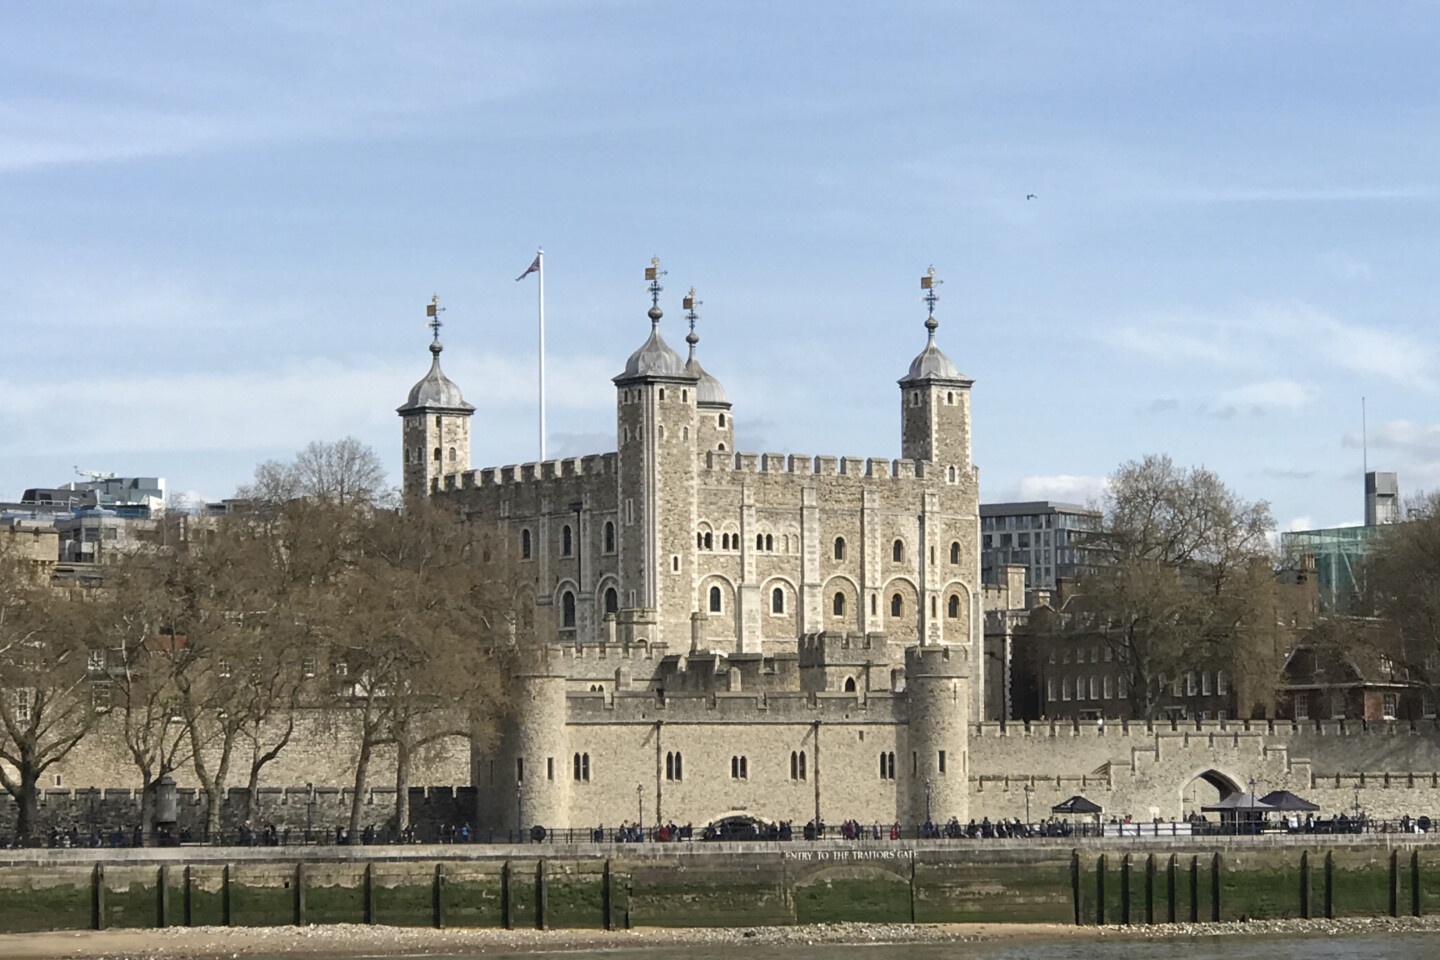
[401,262,979,832]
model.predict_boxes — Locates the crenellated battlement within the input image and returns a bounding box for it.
[566,688,904,723]
[439,453,620,491]
[971,718,1440,741]
[702,451,940,481]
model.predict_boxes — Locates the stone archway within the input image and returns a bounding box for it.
[1181,768,1243,819]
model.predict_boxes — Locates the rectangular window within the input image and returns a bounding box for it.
[516,758,524,782]
[1331,692,1346,719]
[625,499,635,524]
[547,757,554,781]
[1186,672,1198,697]
[1103,676,1113,700]
[938,750,947,774]
[1201,672,1212,696]
[1383,693,1398,719]
[1047,678,1056,702]
[1118,676,1128,699]
[1018,532,1030,548]
[1424,694,1436,719]
[1217,671,1228,696]
[1294,691,1310,720]
[1089,677,1099,700]
[1062,678,1072,701]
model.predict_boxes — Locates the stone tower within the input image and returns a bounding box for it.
[899,269,974,475]
[398,298,474,498]
[612,260,700,645]
[904,644,971,825]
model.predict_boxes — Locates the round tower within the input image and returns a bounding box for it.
[397,296,474,498]
[904,643,971,825]
[507,663,570,834]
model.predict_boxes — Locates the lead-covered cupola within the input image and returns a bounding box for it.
[398,296,473,498]
[899,267,973,467]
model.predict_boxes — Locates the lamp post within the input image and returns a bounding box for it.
[305,782,314,845]
[516,782,524,842]
[637,784,644,840]
[925,779,932,831]
[1024,783,1033,826]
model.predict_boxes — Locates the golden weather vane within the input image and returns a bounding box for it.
[425,294,446,339]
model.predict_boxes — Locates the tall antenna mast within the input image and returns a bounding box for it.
[1362,396,1368,476]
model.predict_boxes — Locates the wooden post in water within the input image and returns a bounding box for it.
[1300,851,1310,919]
[183,865,193,927]
[1120,854,1131,925]
[1210,853,1221,923]
[501,861,512,929]
[1188,856,1198,923]
[433,863,445,929]
[1166,854,1176,924]
[294,862,306,926]
[1324,851,1334,919]
[157,865,170,929]
[1145,854,1155,925]
[1096,854,1107,926]
[1413,850,1422,917]
[91,864,106,931]
[1390,850,1399,918]
[363,863,375,924]
[221,864,232,926]
[536,858,548,930]
[603,859,613,930]
[1071,850,1082,926]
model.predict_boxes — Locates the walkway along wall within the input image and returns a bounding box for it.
[3,838,1440,933]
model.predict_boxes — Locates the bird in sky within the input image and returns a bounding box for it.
[1026,193,1037,200]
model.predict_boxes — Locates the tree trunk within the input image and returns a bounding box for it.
[138,773,155,846]
[16,763,40,843]
[348,736,372,841]
[393,737,411,838]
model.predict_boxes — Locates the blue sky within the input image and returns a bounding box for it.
[1,2,1436,530]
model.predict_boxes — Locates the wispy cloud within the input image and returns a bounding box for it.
[1101,300,1436,391]
[1214,379,1318,416]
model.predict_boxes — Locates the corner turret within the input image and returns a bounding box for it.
[900,267,974,474]
[398,296,474,498]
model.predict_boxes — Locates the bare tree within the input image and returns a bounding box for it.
[237,437,388,507]
[1360,491,1440,699]
[1064,455,1284,719]
[0,545,104,842]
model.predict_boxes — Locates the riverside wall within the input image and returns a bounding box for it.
[2,838,1440,933]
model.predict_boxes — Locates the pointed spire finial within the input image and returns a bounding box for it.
[644,256,666,329]
[683,287,702,355]
[425,294,446,354]
[920,266,942,341]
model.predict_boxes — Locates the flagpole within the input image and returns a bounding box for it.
[538,247,546,462]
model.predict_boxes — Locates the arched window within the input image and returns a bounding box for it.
[871,594,877,615]
[448,446,457,462]
[765,534,773,551]
[718,413,726,427]
[722,533,730,550]
[562,524,573,556]
[890,593,902,617]
[771,587,785,614]
[798,751,806,780]
[683,426,689,440]
[790,751,798,780]
[833,592,845,616]
[562,591,576,628]
[756,533,764,551]
[718,442,726,451]
[947,391,954,404]
[709,585,722,613]
[674,751,683,780]
[659,388,666,400]
[892,539,903,562]
[681,389,688,402]
[948,595,960,618]
[844,677,857,693]
[604,521,615,553]
[704,531,713,550]
[435,415,442,428]
[603,587,618,615]
[834,537,845,560]
[520,529,532,560]
[433,447,441,462]
[950,541,960,564]
[880,753,888,779]
[948,466,956,482]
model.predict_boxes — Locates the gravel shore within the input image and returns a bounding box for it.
[3,916,1440,960]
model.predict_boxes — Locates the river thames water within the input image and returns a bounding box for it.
[423,936,1440,960]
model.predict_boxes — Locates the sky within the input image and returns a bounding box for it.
[1,2,1436,531]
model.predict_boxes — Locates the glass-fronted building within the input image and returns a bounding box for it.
[1280,524,1388,613]
[980,501,1101,592]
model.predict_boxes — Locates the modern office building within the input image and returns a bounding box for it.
[979,501,1100,593]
